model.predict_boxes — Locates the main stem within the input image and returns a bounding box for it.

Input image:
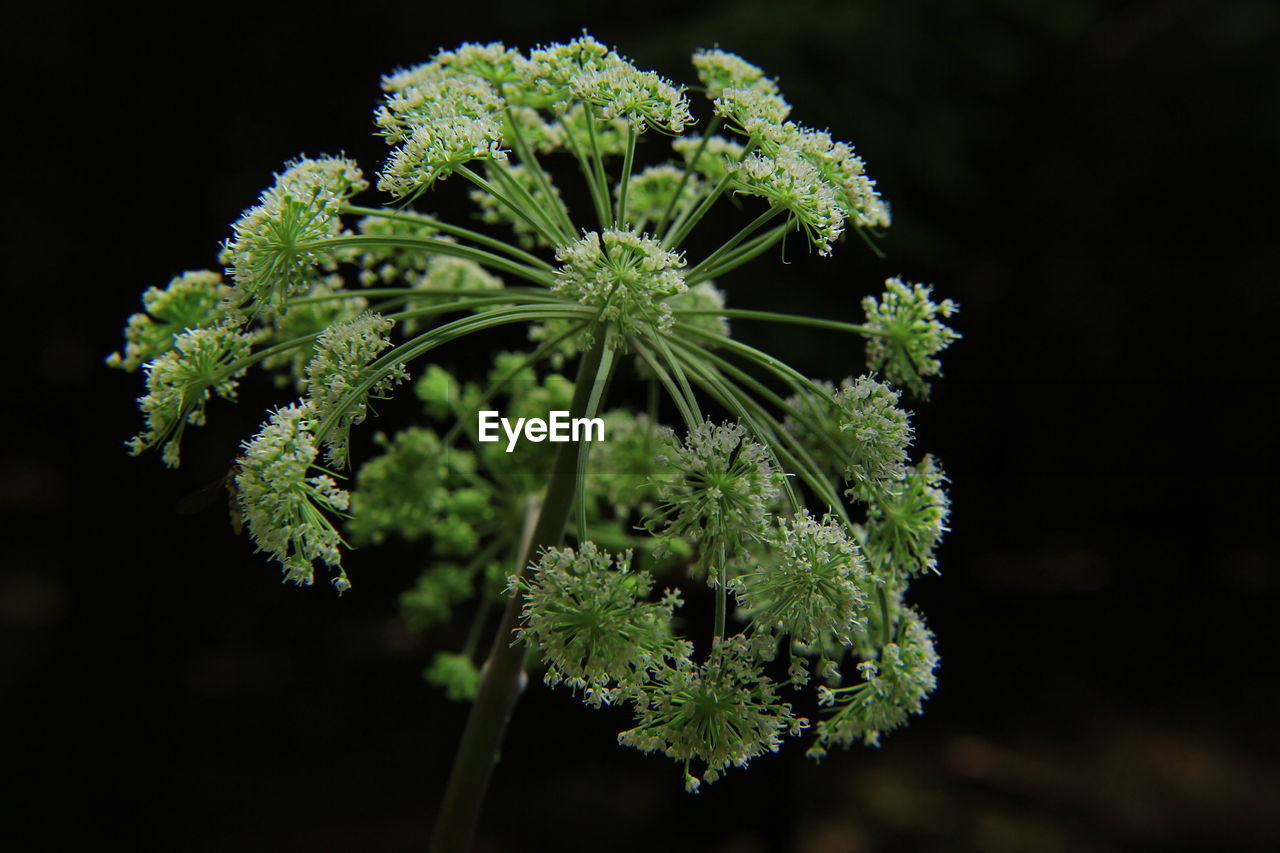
[428,337,608,853]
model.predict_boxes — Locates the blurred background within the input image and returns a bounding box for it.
[4,1,1278,850]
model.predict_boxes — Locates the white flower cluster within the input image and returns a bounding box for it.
[862,277,961,397]
[234,403,352,592]
[735,149,846,256]
[107,270,232,371]
[837,375,914,500]
[810,608,938,752]
[691,48,780,99]
[862,455,950,577]
[376,70,508,196]
[552,230,687,340]
[735,510,869,647]
[303,312,409,465]
[528,36,691,132]
[619,634,806,792]
[714,86,793,139]
[426,41,529,87]
[647,420,779,559]
[128,321,258,468]
[511,543,690,706]
[223,156,367,309]
[701,50,889,252]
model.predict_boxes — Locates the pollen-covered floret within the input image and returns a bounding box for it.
[303,312,409,466]
[809,607,938,754]
[128,320,259,468]
[618,634,807,790]
[691,48,779,98]
[862,455,950,577]
[223,156,367,310]
[376,74,507,196]
[735,511,869,646]
[645,420,779,561]
[513,543,690,705]
[552,230,687,341]
[108,270,233,371]
[862,278,960,398]
[234,402,352,591]
[734,148,845,256]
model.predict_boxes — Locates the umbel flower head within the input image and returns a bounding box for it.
[128,320,258,468]
[645,420,780,566]
[838,375,914,501]
[512,543,690,706]
[553,230,687,342]
[735,510,869,647]
[234,402,352,592]
[302,311,409,466]
[223,156,367,310]
[862,277,961,397]
[691,48,780,98]
[809,607,938,754]
[107,270,232,371]
[862,454,951,577]
[376,72,508,197]
[618,634,807,792]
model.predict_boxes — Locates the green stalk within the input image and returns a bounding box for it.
[429,334,613,853]
[684,222,790,285]
[685,206,785,282]
[581,103,613,215]
[303,234,555,287]
[615,124,638,228]
[500,106,577,237]
[655,115,722,234]
[487,160,573,245]
[343,204,554,271]
[673,308,886,338]
[456,165,563,248]
[558,113,612,228]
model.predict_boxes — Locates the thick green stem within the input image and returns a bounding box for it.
[428,335,611,853]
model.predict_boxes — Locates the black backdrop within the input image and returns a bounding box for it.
[5,1,1278,850]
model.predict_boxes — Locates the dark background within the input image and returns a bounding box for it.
[5,1,1278,850]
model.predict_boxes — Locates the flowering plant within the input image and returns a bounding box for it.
[110,36,958,852]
